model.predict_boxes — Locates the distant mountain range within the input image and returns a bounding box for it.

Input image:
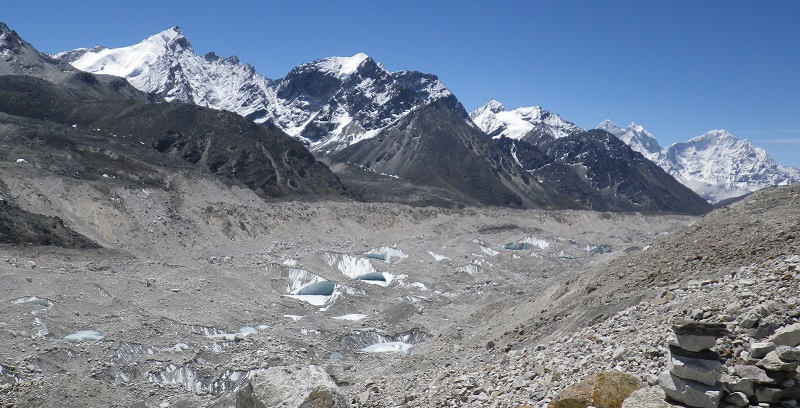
[466,97,799,205]
[598,121,800,203]
[2,22,794,211]
[57,27,466,153]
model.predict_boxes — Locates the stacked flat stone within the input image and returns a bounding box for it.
[721,324,800,407]
[659,319,729,408]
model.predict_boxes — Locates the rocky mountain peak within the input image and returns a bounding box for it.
[473,99,505,115]
[470,100,583,142]
[597,119,624,135]
[313,52,371,80]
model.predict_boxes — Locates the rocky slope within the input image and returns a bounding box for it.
[599,120,800,204]
[0,22,155,103]
[494,130,714,214]
[363,183,800,408]
[331,102,580,210]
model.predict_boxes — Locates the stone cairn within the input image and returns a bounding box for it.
[659,319,728,408]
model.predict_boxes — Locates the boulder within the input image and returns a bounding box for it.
[720,373,754,396]
[768,323,800,347]
[733,364,779,385]
[776,345,800,362]
[235,365,347,408]
[548,371,641,408]
[757,351,800,372]
[722,391,749,406]
[749,342,777,359]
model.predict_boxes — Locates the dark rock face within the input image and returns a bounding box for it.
[0,75,346,200]
[0,198,98,248]
[495,130,714,214]
[332,102,581,210]
[0,23,156,103]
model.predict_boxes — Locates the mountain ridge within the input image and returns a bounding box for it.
[58,27,467,152]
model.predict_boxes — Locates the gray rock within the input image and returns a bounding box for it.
[739,312,760,329]
[672,320,729,336]
[235,365,346,408]
[674,334,718,352]
[733,365,778,385]
[754,386,786,403]
[659,371,723,408]
[723,391,749,406]
[668,353,722,386]
[768,323,800,347]
[750,342,777,359]
[621,386,676,408]
[613,346,636,361]
[669,344,721,360]
[721,373,754,396]
[776,345,800,362]
[757,351,800,372]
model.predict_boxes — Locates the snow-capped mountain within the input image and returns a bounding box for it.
[57,27,465,151]
[469,100,582,143]
[600,121,800,203]
[597,120,662,162]
[57,27,275,122]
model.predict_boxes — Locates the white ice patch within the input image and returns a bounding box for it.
[284,315,304,321]
[148,364,265,395]
[323,252,393,286]
[480,245,499,256]
[34,317,48,338]
[333,314,367,321]
[361,342,414,354]
[523,236,551,249]
[13,296,53,308]
[455,265,479,275]
[15,158,27,164]
[364,246,409,263]
[282,258,299,266]
[285,294,333,307]
[315,53,369,80]
[427,251,450,261]
[64,330,103,342]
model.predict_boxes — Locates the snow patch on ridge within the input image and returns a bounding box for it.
[315,53,369,80]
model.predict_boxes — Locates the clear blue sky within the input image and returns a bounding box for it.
[5,0,800,168]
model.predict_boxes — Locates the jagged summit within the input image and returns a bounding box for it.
[65,26,190,78]
[599,121,663,160]
[0,22,74,78]
[310,52,370,80]
[596,119,624,135]
[470,100,582,142]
